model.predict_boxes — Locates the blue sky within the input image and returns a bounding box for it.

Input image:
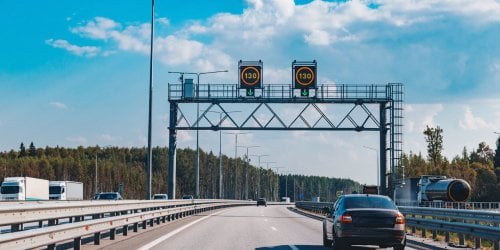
[2,0,500,185]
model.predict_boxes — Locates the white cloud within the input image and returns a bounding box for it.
[66,136,87,145]
[157,17,170,26]
[459,106,496,130]
[404,103,443,133]
[45,39,100,57]
[100,134,118,142]
[71,17,119,39]
[49,101,68,110]
[177,130,193,143]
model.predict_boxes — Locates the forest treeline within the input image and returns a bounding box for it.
[396,126,500,201]
[2,124,499,202]
[0,143,360,201]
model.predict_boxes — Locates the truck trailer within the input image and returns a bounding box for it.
[394,175,471,205]
[49,181,84,200]
[0,177,49,201]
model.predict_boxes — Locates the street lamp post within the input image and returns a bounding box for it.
[146,0,155,201]
[272,167,284,201]
[250,154,268,198]
[205,110,240,199]
[238,145,259,200]
[263,161,276,200]
[363,146,380,194]
[282,170,292,199]
[95,145,112,195]
[168,70,228,199]
[224,132,250,199]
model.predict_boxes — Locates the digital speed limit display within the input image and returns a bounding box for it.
[239,60,263,89]
[240,66,261,88]
[294,65,316,89]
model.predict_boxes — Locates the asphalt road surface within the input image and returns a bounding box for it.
[91,205,423,250]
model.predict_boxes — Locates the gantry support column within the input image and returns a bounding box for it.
[168,102,178,199]
[379,102,388,196]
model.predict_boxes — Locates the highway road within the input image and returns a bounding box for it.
[87,205,423,250]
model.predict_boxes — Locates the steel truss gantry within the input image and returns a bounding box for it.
[167,83,403,198]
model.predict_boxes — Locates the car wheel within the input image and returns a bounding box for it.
[322,227,332,247]
[332,237,347,250]
[393,245,405,250]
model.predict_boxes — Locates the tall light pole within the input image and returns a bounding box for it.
[224,132,250,199]
[146,0,155,200]
[238,145,259,200]
[363,146,379,194]
[263,161,276,199]
[272,167,284,201]
[168,70,228,198]
[282,170,292,199]
[205,110,241,199]
[250,154,268,199]
[95,145,112,195]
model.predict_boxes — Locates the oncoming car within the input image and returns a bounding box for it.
[153,194,168,200]
[323,194,406,250]
[94,192,123,200]
[256,198,267,207]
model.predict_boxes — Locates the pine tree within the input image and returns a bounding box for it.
[494,137,500,168]
[19,143,27,158]
[28,142,37,157]
[423,125,443,169]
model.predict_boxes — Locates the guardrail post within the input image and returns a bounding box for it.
[94,232,100,245]
[39,221,44,227]
[495,222,499,250]
[149,218,154,227]
[133,222,138,232]
[11,223,22,232]
[411,214,416,234]
[110,228,116,240]
[48,219,56,226]
[74,237,81,250]
[123,225,128,236]
[474,220,481,249]
[432,216,437,239]
[142,220,147,229]
[458,233,465,246]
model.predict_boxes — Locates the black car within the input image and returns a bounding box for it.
[323,194,406,250]
[256,198,267,207]
[94,192,123,200]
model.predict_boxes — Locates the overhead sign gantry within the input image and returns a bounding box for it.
[167,60,403,200]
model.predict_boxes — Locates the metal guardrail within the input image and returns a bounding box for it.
[296,201,500,250]
[397,201,500,210]
[0,199,254,249]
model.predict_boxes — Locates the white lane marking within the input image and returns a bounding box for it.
[137,210,226,250]
[271,226,277,231]
[289,245,299,250]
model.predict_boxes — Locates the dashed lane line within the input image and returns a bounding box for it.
[137,210,226,250]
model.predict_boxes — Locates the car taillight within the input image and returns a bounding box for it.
[340,213,352,224]
[395,212,405,224]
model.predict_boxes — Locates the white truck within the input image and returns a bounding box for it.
[0,177,49,201]
[49,181,84,200]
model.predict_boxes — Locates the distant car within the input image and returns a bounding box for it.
[182,195,194,199]
[95,192,123,200]
[153,194,168,200]
[323,194,406,250]
[257,198,267,207]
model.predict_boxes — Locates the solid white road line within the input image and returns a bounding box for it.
[137,210,226,250]
[271,226,277,231]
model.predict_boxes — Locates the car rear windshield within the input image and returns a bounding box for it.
[344,196,396,209]
[98,193,117,199]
